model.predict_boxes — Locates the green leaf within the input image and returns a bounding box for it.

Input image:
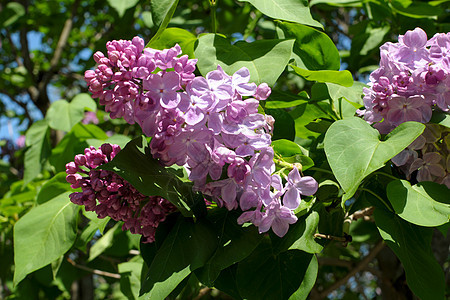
[36,172,72,204]
[290,65,354,87]
[430,110,450,128]
[50,123,108,172]
[1,2,25,27]
[24,120,51,185]
[147,28,197,58]
[271,139,314,171]
[272,211,323,254]
[238,0,323,29]
[148,0,179,45]
[387,180,450,227]
[119,256,144,300]
[88,222,120,262]
[288,255,318,300]
[100,136,205,218]
[325,82,366,119]
[265,108,296,141]
[374,208,446,300]
[324,118,425,203]
[195,209,263,286]
[86,134,132,149]
[195,34,294,86]
[236,237,316,300]
[71,93,97,112]
[310,0,364,6]
[277,22,340,71]
[139,217,218,299]
[107,0,139,18]
[46,95,96,132]
[265,90,309,109]
[390,0,444,18]
[13,192,79,286]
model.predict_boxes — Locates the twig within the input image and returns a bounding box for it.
[0,91,33,125]
[66,257,121,279]
[314,233,352,246]
[317,240,385,299]
[349,206,375,221]
[318,257,353,269]
[38,0,81,103]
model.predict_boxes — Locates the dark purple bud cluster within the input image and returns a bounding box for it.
[66,144,176,243]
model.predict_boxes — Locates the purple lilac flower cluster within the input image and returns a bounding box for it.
[392,124,449,188]
[359,28,450,134]
[65,143,177,243]
[84,36,318,237]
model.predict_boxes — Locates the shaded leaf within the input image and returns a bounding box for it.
[278,22,339,70]
[100,136,206,218]
[139,217,218,299]
[374,208,446,300]
[195,209,263,286]
[387,180,450,227]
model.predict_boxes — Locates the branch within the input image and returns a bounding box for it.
[317,240,385,299]
[0,91,33,125]
[349,206,375,221]
[18,8,35,81]
[66,257,121,279]
[4,29,23,67]
[38,0,81,106]
[314,233,352,246]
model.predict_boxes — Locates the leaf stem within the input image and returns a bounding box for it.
[371,171,398,181]
[210,0,217,34]
[358,188,393,212]
[309,167,334,175]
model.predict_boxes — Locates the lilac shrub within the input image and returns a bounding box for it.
[360,28,449,187]
[82,36,318,238]
[66,144,177,243]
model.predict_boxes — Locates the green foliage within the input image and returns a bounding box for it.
[374,208,446,300]
[195,34,295,86]
[13,192,79,286]
[324,118,425,203]
[23,120,51,185]
[100,136,206,218]
[140,216,218,299]
[387,180,450,227]
[238,0,323,29]
[45,93,96,132]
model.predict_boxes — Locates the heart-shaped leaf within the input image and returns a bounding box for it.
[324,118,425,203]
[387,180,450,227]
[46,93,96,132]
[195,34,294,86]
